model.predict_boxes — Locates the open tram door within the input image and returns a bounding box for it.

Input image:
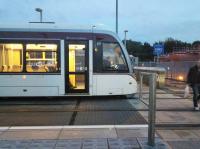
[65,40,89,94]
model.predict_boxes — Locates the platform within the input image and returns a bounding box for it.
[0,126,169,149]
[0,82,200,148]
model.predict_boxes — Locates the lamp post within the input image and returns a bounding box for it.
[124,30,128,48]
[116,0,118,34]
[35,8,43,22]
[92,25,96,33]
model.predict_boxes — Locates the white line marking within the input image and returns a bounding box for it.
[9,126,64,130]
[2,125,148,130]
[0,127,10,130]
[115,125,148,128]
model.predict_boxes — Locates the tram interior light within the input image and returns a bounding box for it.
[27,44,57,50]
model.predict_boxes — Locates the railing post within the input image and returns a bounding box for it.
[148,73,157,146]
[139,72,143,100]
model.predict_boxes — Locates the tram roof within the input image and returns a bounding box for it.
[0,24,116,36]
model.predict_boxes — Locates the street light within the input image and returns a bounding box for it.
[92,25,96,32]
[116,0,118,34]
[124,30,128,48]
[35,8,43,22]
[30,8,55,24]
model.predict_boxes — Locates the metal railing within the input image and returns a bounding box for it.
[134,67,158,146]
[138,61,198,81]
[135,66,166,88]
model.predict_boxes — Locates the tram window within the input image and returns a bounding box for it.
[69,74,85,90]
[0,43,23,72]
[69,44,86,72]
[102,43,128,71]
[26,43,58,73]
[93,41,102,72]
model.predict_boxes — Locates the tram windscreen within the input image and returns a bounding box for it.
[103,43,128,71]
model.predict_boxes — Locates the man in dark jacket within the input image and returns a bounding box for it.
[187,61,200,111]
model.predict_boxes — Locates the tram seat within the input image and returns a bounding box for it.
[12,65,22,72]
[2,65,7,72]
[26,65,47,72]
[37,66,47,72]
[0,66,3,72]
[46,65,57,72]
[3,65,22,72]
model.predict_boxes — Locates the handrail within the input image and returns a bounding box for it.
[134,67,158,147]
[134,66,166,73]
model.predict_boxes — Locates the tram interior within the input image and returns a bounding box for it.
[0,44,23,72]
[0,43,86,90]
[0,43,58,73]
[68,44,86,90]
[26,44,58,72]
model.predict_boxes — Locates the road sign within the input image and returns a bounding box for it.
[153,44,164,56]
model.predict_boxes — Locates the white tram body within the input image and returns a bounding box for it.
[0,25,137,97]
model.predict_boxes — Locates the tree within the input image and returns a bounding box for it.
[157,38,191,54]
[124,38,193,62]
[192,41,200,49]
[125,40,154,61]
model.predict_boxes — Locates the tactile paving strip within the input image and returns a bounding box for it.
[137,138,168,149]
[0,138,142,149]
[168,141,200,149]
[74,111,147,125]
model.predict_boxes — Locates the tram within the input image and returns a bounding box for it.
[0,25,137,97]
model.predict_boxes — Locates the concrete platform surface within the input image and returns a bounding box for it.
[0,126,169,149]
[0,138,168,149]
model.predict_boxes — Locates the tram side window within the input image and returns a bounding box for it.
[0,43,23,72]
[26,43,59,73]
[93,41,103,72]
[102,43,128,71]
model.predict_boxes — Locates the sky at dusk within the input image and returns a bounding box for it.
[0,0,200,44]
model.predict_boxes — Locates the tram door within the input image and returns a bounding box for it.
[65,41,89,93]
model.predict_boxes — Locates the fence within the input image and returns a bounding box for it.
[137,61,198,81]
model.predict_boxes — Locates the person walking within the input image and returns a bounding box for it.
[187,60,200,111]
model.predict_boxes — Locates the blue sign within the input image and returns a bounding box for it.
[153,44,164,56]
